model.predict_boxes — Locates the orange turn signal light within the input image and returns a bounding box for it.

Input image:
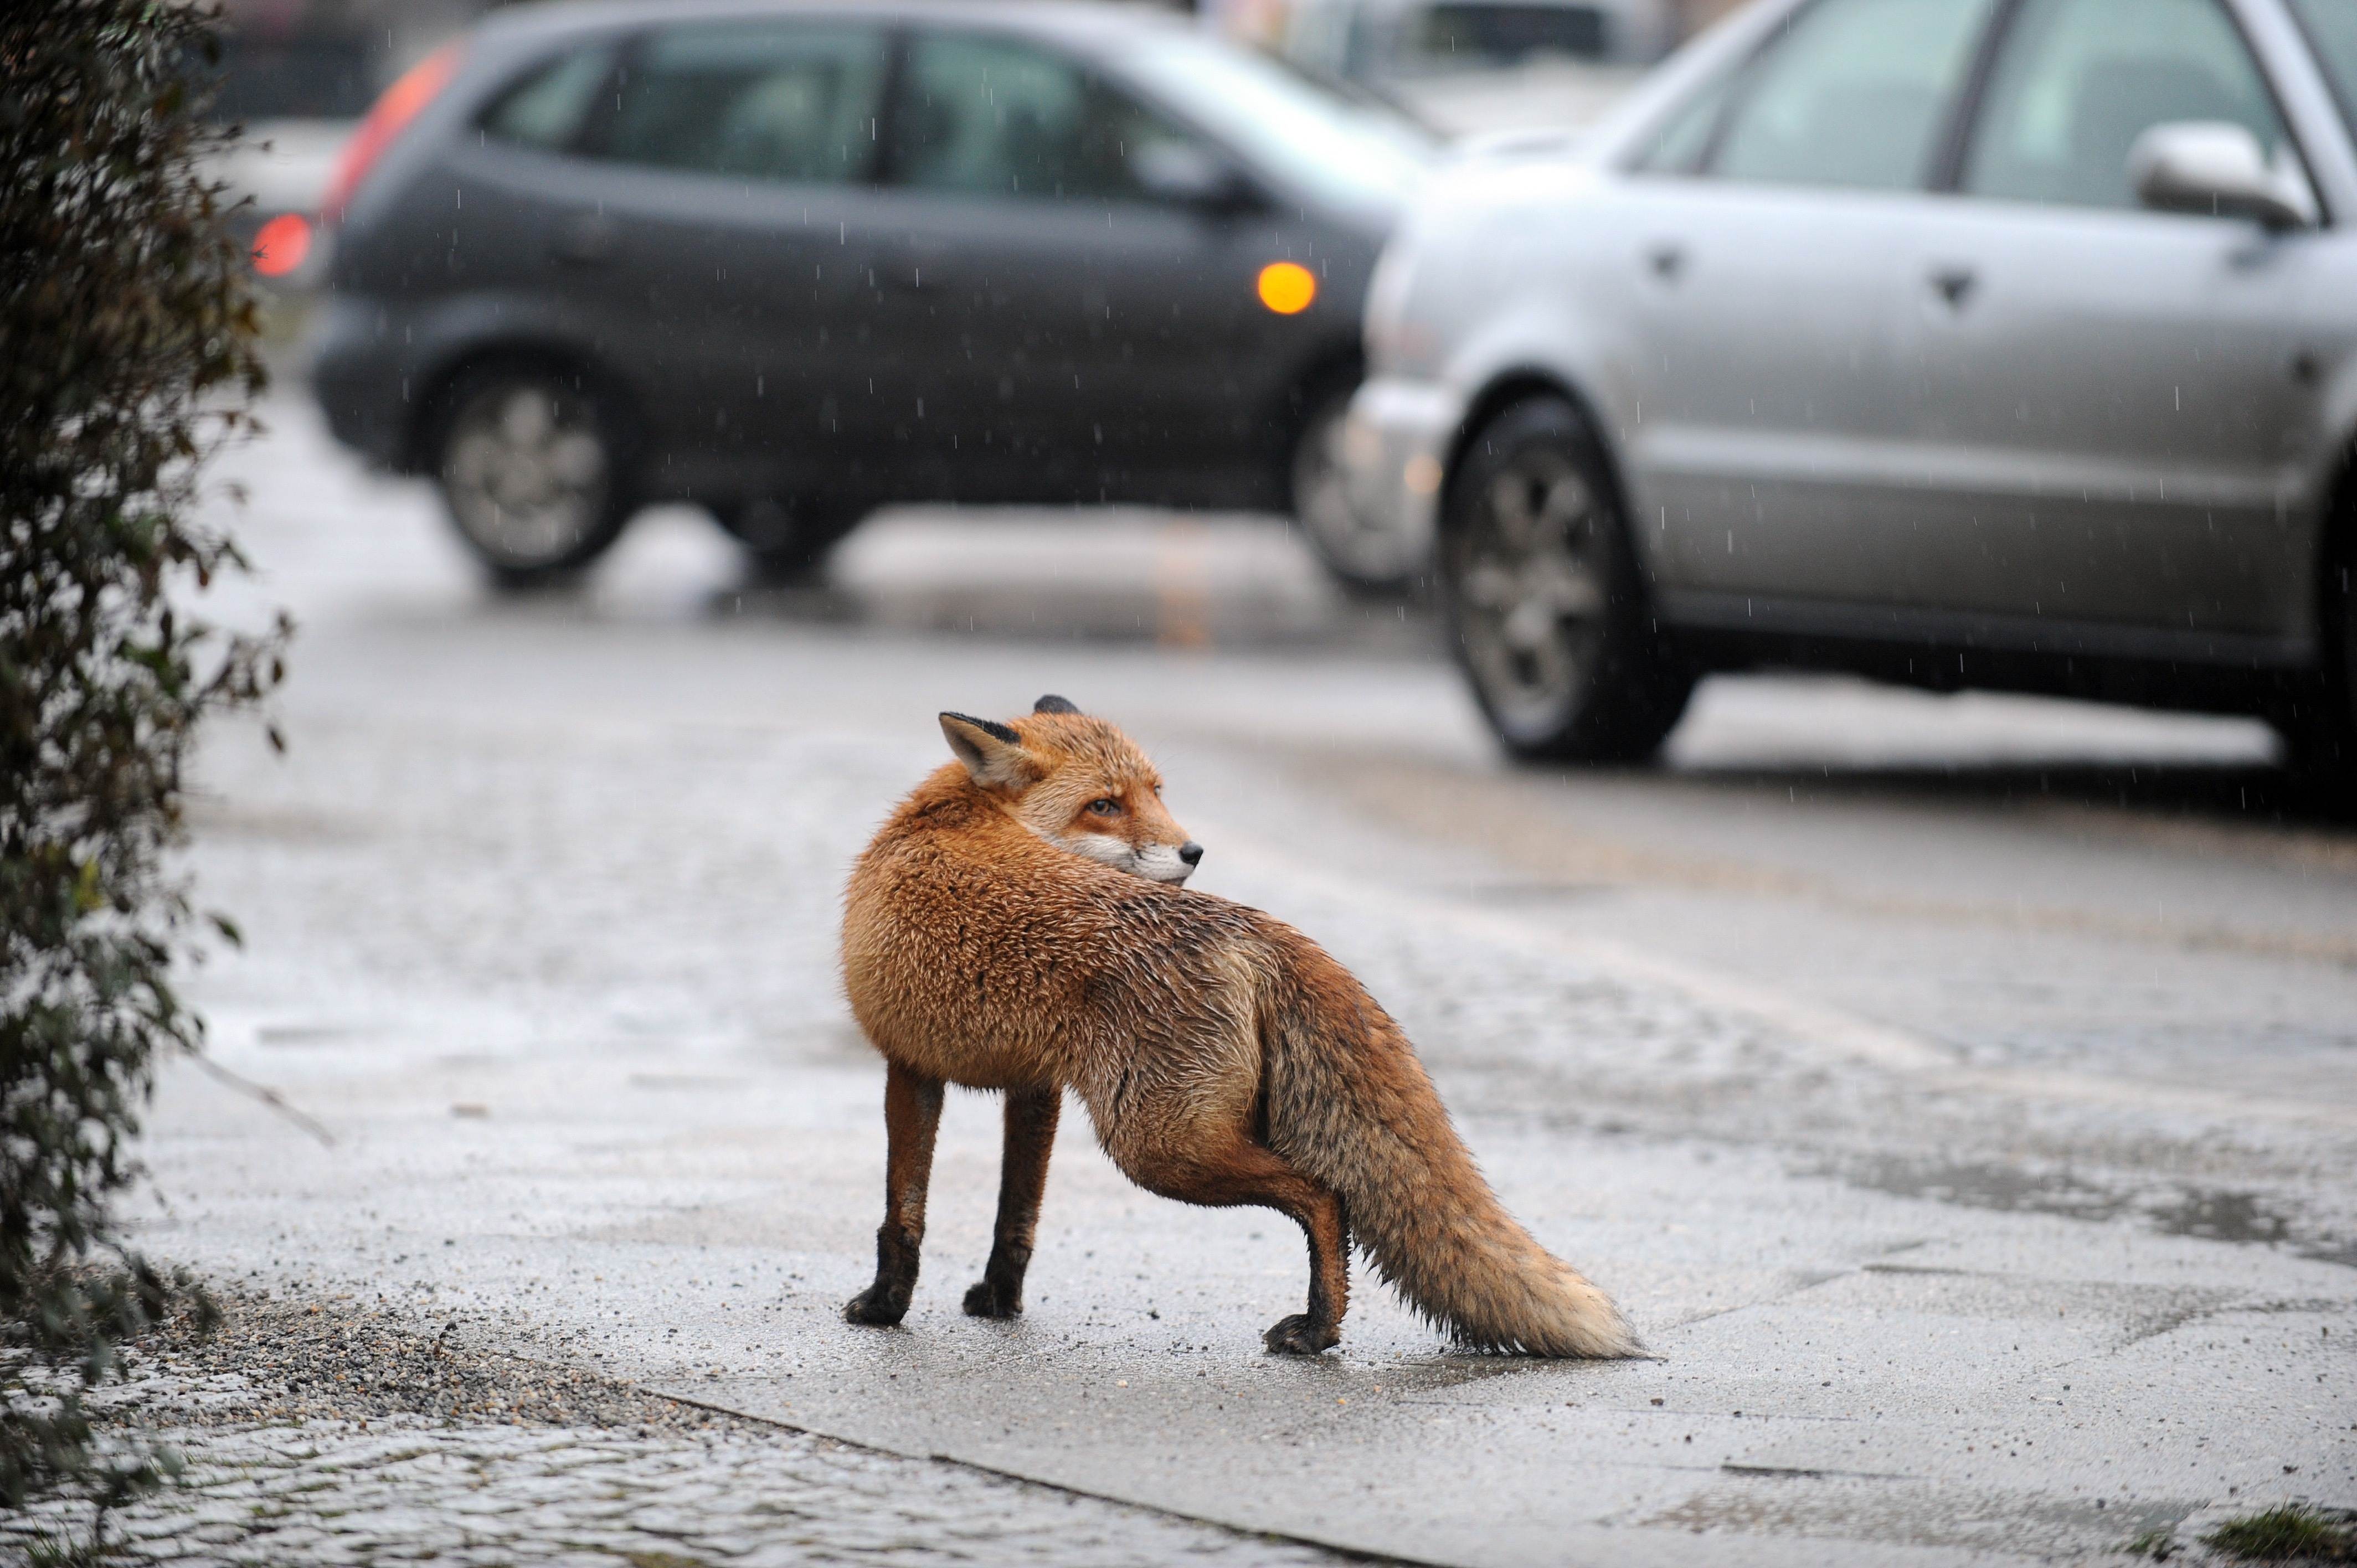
[1257,261,1316,315]
[253,213,313,277]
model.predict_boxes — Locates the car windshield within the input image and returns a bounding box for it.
[1116,37,1438,214]
[2288,0,2357,138]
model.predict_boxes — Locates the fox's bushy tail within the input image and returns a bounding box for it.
[1262,956,1640,1358]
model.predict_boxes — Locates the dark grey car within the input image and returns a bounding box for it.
[311,0,1433,584]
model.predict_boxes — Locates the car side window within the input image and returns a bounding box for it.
[884,33,1189,202]
[599,24,888,184]
[481,43,615,152]
[1962,0,2290,210]
[1706,0,1995,191]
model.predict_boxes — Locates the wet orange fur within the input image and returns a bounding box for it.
[838,703,1639,1356]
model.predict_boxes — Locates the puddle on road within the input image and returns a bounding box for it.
[1828,1157,2356,1269]
[2148,1188,2329,1256]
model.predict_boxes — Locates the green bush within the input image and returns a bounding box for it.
[2204,1505,2357,1563]
[2,0,286,1514]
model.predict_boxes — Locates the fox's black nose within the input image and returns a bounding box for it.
[1178,842,1205,867]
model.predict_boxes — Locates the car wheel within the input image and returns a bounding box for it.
[430,366,632,586]
[1291,388,1419,593]
[716,495,868,585]
[2286,529,2357,785]
[1440,397,1692,762]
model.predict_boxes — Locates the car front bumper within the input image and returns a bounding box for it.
[1341,376,1461,569]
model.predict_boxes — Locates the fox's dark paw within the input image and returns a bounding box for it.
[843,1285,909,1327]
[1262,1314,1340,1355]
[962,1278,1022,1319]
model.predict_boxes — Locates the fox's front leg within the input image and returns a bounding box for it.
[965,1087,1061,1318]
[845,1061,944,1327]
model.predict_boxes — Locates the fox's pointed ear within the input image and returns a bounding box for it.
[1033,694,1080,715]
[940,712,1036,790]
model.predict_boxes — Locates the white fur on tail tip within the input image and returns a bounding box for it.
[1546,1271,1643,1358]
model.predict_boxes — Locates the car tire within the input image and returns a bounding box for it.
[429,364,634,587]
[716,495,868,585]
[2286,526,2357,786]
[1439,397,1692,762]
[1290,386,1420,594]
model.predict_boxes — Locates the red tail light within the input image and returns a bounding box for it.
[323,41,464,225]
[252,212,313,276]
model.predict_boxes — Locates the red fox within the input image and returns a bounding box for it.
[838,696,1638,1356]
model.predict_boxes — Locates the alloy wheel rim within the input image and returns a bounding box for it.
[1453,450,1610,733]
[442,384,608,567]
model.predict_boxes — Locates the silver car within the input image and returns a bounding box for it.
[1345,0,2357,777]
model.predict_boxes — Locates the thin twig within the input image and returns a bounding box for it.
[178,1045,336,1147]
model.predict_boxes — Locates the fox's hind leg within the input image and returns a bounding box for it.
[845,1061,943,1328]
[1136,1134,1350,1355]
[1264,1178,1351,1356]
[964,1087,1061,1319]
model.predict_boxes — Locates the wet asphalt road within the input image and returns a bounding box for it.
[125,396,2357,1565]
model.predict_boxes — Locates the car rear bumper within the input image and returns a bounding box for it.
[1341,376,1459,566]
[308,293,418,471]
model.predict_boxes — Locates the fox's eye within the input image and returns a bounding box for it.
[1086,797,1121,817]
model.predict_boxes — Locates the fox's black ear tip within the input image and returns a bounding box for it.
[942,711,1021,745]
[1032,694,1080,715]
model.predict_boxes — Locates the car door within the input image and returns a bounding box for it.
[865,28,1265,504]
[513,19,894,504]
[1887,0,2321,642]
[1618,0,2002,612]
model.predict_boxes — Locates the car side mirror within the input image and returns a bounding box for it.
[1134,142,1258,214]
[2129,121,2316,231]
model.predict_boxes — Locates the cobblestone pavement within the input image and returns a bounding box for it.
[3,1294,1350,1567]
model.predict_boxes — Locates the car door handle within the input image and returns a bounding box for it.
[1645,241,1687,283]
[1928,265,1978,309]
[550,213,619,266]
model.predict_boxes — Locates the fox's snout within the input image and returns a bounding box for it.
[1088,835,1204,886]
